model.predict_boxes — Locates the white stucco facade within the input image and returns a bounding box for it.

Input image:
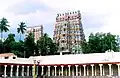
[0,52,120,77]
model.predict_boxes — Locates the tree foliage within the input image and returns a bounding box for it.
[82,32,119,53]
[12,40,25,57]
[0,18,59,57]
[17,22,26,40]
[0,17,10,53]
[0,17,119,58]
[3,33,15,53]
[37,33,58,56]
[24,32,38,57]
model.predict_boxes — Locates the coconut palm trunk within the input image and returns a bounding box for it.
[20,32,21,40]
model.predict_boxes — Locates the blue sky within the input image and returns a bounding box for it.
[0,0,120,41]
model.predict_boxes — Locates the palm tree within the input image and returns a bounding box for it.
[0,17,10,53]
[17,22,26,40]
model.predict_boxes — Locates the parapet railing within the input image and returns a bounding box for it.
[40,76,120,78]
[4,76,120,78]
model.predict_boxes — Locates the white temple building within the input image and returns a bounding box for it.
[0,51,120,77]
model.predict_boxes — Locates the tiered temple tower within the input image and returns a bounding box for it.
[53,10,85,54]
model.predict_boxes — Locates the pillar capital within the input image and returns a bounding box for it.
[91,64,94,66]
[108,64,112,66]
[11,65,13,67]
[75,65,78,67]
[4,65,7,67]
[22,65,24,68]
[117,64,120,66]
[68,65,71,67]
[54,66,57,67]
[17,65,19,67]
[83,65,86,67]
[47,66,50,68]
[61,65,64,67]
[99,64,103,66]
[41,66,44,68]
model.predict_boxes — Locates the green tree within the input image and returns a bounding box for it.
[81,40,90,54]
[104,33,119,52]
[3,33,15,53]
[24,32,37,57]
[3,33,25,57]
[12,40,25,57]
[37,33,58,56]
[82,32,119,53]
[0,40,2,53]
[17,22,26,40]
[0,17,10,53]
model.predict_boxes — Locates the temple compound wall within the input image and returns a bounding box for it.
[0,52,120,77]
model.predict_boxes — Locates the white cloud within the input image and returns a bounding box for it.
[100,11,120,34]
[40,0,120,39]
[0,0,120,40]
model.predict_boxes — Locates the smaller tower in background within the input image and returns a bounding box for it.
[26,25,43,42]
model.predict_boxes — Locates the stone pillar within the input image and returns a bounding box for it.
[91,64,94,76]
[41,66,44,75]
[27,66,29,76]
[117,64,120,76]
[52,68,54,76]
[99,64,103,76]
[95,66,97,76]
[83,65,86,76]
[32,66,34,76]
[72,66,74,76]
[36,66,38,76]
[4,65,7,77]
[87,66,89,76]
[16,65,19,76]
[10,65,13,77]
[75,65,78,76]
[111,66,113,76]
[61,65,64,76]
[68,65,71,76]
[65,67,67,76]
[103,65,105,76]
[22,66,24,76]
[59,67,60,76]
[79,66,81,76]
[108,64,112,76]
[54,66,57,76]
[48,66,50,76]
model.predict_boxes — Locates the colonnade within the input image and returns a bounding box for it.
[0,64,120,77]
[0,65,32,77]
